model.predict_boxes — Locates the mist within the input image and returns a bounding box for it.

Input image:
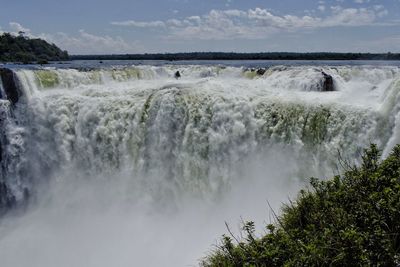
[0,150,302,267]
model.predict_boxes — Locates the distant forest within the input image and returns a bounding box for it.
[72,52,400,61]
[0,33,69,63]
[1,31,399,63]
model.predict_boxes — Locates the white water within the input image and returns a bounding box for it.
[0,64,399,266]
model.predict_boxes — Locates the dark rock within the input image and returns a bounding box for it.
[0,132,2,163]
[174,71,181,79]
[321,71,334,91]
[0,182,16,214]
[0,183,7,210]
[256,68,266,76]
[0,68,21,104]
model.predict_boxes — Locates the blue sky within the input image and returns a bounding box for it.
[1,0,399,54]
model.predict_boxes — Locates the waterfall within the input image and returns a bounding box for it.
[0,64,399,266]
[0,65,398,208]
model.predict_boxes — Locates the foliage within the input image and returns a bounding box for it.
[0,32,69,63]
[201,144,400,267]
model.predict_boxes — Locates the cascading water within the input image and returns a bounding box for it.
[0,64,399,267]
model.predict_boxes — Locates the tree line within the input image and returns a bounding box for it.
[1,31,399,63]
[72,52,400,61]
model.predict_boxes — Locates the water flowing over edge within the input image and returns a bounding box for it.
[0,64,400,266]
[0,64,399,209]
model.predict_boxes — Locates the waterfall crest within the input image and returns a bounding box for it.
[0,64,399,208]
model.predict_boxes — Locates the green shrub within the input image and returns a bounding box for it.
[201,144,400,267]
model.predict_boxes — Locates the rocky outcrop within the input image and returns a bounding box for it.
[0,73,23,212]
[256,68,266,76]
[0,182,16,213]
[321,71,334,92]
[244,68,267,79]
[0,68,21,104]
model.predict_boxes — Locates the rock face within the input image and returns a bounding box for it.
[0,182,15,213]
[0,136,2,164]
[321,71,334,91]
[0,68,21,104]
[0,69,21,212]
[256,68,266,76]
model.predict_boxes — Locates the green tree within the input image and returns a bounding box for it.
[202,144,400,267]
[0,32,69,63]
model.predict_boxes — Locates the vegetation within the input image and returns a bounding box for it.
[201,144,400,266]
[0,32,69,63]
[72,52,400,61]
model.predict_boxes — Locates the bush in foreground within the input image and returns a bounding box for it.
[201,144,400,266]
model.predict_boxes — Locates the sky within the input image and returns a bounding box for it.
[0,0,399,54]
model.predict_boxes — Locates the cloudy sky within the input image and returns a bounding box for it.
[0,0,399,54]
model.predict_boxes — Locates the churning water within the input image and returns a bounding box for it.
[0,62,399,266]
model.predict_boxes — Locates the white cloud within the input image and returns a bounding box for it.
[8,22,40,39]
[354,0,371,3]
[1,22,143,54]
[111,20,166,28]
[373,5,388,17]
[323,7,376,27]
[111,6,389,40]
[40,30,143,54]
[9,22,32,36]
